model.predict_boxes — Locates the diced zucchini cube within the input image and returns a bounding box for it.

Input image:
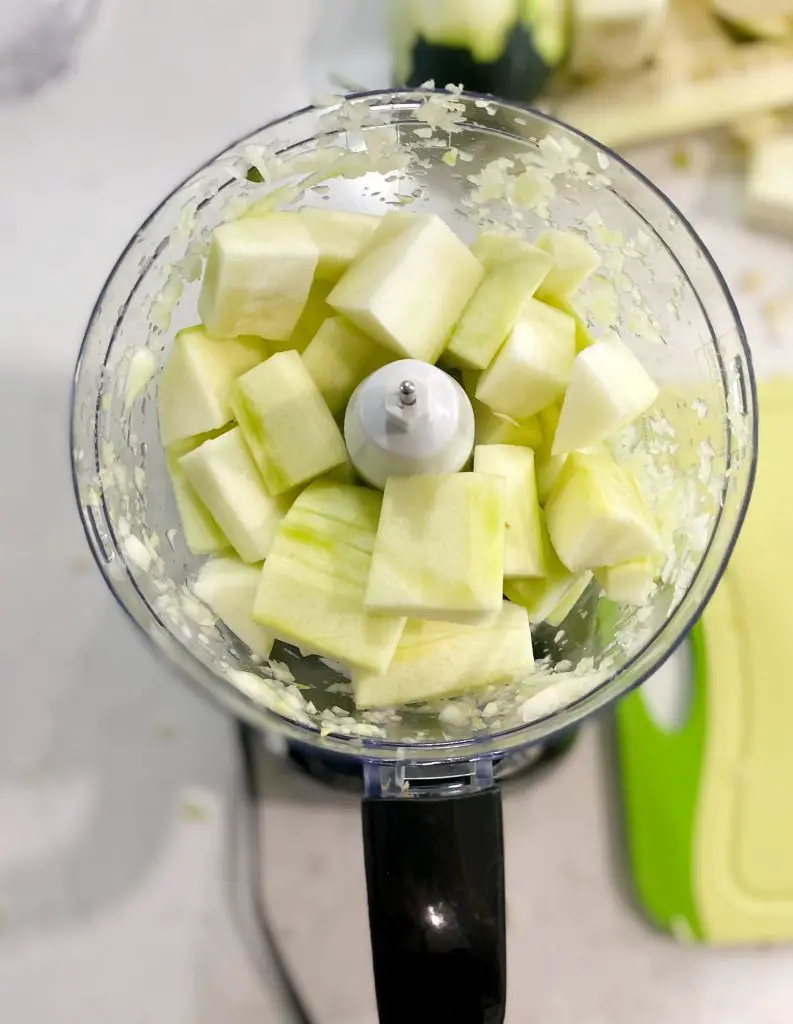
[272,279,335,354]
[474,444,545,577]
[198,213,318,341]
[328,212,484,362]
[353,602,534,709]
[505,516,593,625]
[302,316,391,416]
[298,208,381,281]
[252,481,405,673]
[470,231,550,270]
[179,428,293,563]
[166,434,229,556]
[474,403,543,449]
[476,299,576,419]
[540,293,596,352]
[444,243,552,369]
[157,326,268,447]
[595,556,657,605]
[552,331,659,455]
[194,557,273,658]
[544,451,661,571]
[536,453,569,505]
[365,472,506,624]
[535,228,601,297]
[232,350,348,496]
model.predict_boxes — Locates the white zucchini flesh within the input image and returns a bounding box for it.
[298,208,381,281]
[194,557,273,658]
[178,428,293,563]
[506,548,594,626]
[551,331,659,455]
[534,229,602,298]
[474,444,545,578]
[476,299,576,419]
[365,473,506,624]
[166,435,229,556]
[198,213,318,341]
[157,327,268,447]
[543,571,594,628]
[353,602,534,709]
[254,554,405,674]
[302,316,391,416]
[232,350,348,496]
[273,279,335,354]
[595,556,657,605]
[505,516,594,626]
[474,403,543,449]
[507,571,593,627]
[536,452,569,505]
[252,481,405,674]
[471,231,553,270]
[545,451,661,572]
[444,248,553,370]
[328,212,484,363]
[447,232,554,370]
[539,293,597,353]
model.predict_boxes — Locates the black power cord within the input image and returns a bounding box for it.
[229,722,315,1024]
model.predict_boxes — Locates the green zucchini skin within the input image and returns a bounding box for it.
[715,15,790,43]
[404,21,563,102]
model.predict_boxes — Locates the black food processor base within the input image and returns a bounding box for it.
[233,723,577,1024]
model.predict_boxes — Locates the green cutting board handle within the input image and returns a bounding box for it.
[615,622,708,939]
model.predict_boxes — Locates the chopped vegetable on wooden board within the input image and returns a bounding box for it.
[554,1,793,149]
[745,133,793,236]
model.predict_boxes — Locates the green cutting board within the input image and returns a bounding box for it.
[617,378,793,944]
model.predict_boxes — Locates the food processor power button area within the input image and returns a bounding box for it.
[344,359,475,489]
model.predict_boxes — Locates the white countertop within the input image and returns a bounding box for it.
[0,3,318,1021]
[2,3,793,1022]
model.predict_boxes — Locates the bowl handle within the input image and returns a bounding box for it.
[362,787,506,1024]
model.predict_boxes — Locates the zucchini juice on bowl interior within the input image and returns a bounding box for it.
[72,88,755,755]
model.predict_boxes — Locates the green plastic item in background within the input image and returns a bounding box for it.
[390,0,569,104]
[615,623,708,940]
[616,380,793,945]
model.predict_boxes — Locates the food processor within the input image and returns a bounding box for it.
[70,90,756,1024]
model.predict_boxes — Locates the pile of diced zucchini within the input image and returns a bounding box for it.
[157,202,661,710]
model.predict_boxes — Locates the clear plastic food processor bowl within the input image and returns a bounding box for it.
[70,89,757,766]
